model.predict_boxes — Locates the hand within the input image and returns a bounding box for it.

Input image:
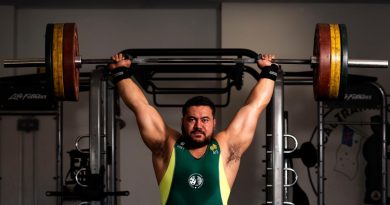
[256,54,275,68]
[108,53,131,70]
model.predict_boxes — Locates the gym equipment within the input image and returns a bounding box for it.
[0,73,57,111]
[3,23,388,101]
[285,141,318,168]
[318,81,388,205]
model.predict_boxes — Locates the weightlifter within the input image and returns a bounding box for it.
[108,53,279,205]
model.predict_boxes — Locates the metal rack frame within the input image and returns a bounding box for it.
[83,67,128,205]
[0,74,62,204]
[318,81,388,205]
[43,68,128,205]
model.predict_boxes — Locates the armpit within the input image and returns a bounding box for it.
[227,145,241,163]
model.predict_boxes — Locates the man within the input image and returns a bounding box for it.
[108,53,278,205]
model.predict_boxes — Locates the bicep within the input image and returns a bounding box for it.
[117,79,176,150]
[133,105,174,150]
[222,79,274,151]
[221,105,264,153]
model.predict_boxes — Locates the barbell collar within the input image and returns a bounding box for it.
[75,56,82,67]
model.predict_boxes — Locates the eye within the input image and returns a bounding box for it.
[201,118,210,123]
[187,117,196,123]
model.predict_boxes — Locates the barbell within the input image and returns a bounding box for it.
[3,23,388,101]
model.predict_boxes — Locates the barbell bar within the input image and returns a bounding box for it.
[2,23,388,101]
[4,55,387,67]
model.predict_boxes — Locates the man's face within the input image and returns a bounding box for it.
[181,105,216,147]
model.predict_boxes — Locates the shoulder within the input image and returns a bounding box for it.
[214,132,229,156]
[214,132,242,164]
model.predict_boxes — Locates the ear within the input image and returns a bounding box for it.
[213,118,216,127]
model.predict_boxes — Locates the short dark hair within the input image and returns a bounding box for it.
[182,96,216,117]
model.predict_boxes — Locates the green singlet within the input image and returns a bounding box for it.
[159,138,231,205]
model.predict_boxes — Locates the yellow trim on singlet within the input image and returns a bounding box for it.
[159,149,176,205]
[219,155,231,205]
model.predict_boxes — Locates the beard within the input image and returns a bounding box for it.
[181,125,213,149]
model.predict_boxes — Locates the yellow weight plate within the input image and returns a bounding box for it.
[52,24,65,99]
[52,24,60,98]
[329,24,341,99]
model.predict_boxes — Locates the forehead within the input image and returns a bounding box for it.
[184,106,213,117]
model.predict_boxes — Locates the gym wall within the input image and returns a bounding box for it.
[0,6,15,76]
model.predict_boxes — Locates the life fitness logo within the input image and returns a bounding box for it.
[8,93,47,101]
[188,173,204,189]
[344,93,372,101]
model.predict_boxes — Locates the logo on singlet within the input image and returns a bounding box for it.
[188,173,204,189]
[177,141,185,150]
[210,144,219,155]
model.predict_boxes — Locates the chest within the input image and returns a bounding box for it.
[174,142,220,182]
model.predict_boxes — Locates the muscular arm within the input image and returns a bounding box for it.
[219,78,275,154]
[110,54,179,155]
[217,55,277,161]
[116,77,180,183]
[116,79,178,151]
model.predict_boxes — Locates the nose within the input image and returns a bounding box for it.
[194,119,202,128]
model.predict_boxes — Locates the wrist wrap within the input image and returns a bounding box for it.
[110,67,133,84]
[259,64,280,81]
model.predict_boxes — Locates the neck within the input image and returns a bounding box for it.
[182,135,210,149]
[189,145,208,159]
[181,136,211,159]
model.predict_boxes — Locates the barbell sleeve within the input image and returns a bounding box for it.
[3,58,46,67]
[347,59,388,68]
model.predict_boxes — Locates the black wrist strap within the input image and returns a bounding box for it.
[259,64,280,81]
[110,67,133,84]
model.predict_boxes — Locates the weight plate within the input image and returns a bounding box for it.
[45,24,54,99]
[313,23,331,101]
[329,24,341,99]
[63,23,80,101]
[338,24,348,100]
[52,24,65,99]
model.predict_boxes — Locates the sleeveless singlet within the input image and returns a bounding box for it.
[159,138,230,205]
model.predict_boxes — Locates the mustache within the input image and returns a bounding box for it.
[190,128,205,135]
